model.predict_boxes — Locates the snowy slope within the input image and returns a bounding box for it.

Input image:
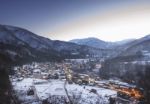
[12,78,117,104]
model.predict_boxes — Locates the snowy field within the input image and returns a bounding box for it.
[11,78,117,104]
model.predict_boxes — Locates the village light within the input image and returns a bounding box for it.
[116,87,143,100]
[89,78,92,82]
[68,74,72,79]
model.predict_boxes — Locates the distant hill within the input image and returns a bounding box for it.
[69,37,135,49]
[70,37,109,49]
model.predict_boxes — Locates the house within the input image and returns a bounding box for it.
[33,69,42,78]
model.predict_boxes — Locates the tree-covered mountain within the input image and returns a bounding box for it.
[100,34,150,78]
[0,25,113,65]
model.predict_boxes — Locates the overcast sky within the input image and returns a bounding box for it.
[0,0,150,41]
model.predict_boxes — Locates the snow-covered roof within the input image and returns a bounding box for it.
[33,69,41,73]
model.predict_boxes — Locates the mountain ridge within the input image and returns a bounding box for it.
[1,24,150,65]
[0,24,112,65]
[69,37,135,49]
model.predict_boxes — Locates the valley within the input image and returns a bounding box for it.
[0,24,150,104]
[0,0,150,104]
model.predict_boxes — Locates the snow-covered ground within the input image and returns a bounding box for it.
[11,78,117,104]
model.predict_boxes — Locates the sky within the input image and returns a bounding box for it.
[0,0,150,42]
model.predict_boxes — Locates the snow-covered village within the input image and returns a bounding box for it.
[9,59,144,104]
[1,1,150,104]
